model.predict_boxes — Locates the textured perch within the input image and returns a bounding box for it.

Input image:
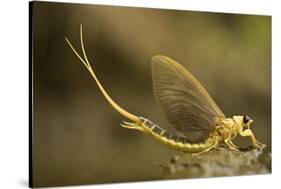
[160,147,271,179]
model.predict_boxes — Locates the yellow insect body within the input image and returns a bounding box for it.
[130,117,218,153]
[65,25,265,154]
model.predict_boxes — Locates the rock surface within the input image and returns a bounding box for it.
[160,147,271,179]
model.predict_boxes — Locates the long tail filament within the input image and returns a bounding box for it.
[65,24,140,123]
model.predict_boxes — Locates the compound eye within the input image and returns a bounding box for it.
[243,115,251,124]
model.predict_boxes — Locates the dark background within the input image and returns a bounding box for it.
[31,1,271,187]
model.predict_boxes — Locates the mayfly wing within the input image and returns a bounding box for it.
[151,55,225,142]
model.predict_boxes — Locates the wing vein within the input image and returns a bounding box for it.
[151,55,224,142]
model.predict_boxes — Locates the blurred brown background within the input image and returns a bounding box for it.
[31,1,271,187]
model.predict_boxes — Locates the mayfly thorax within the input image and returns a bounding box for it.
[65,25,266,155]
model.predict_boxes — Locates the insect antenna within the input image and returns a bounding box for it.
[65,24,140,123]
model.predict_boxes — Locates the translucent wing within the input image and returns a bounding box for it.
[151,55,225,142]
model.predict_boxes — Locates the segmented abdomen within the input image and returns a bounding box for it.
[139,116,216,152]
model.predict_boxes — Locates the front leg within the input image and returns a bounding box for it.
[239,129,266,148]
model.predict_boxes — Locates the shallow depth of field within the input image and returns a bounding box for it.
[32,2,271,187]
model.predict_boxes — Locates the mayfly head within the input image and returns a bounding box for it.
[233,115,253,131]
[243,115,253,129]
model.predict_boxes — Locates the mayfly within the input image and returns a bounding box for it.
[65,25,266,154]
